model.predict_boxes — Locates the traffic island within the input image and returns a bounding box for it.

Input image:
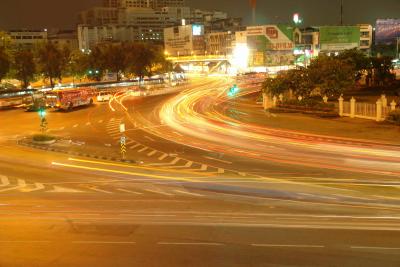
[18,137,137,164]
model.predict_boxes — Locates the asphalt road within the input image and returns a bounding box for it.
[0,78,399,266]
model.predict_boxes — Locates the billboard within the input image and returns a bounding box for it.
[375,19,400,45]
[319,26,360,51]
[247,25,295,52]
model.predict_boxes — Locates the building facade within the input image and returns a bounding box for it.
[8,29,48,48]
[164,24,205,56]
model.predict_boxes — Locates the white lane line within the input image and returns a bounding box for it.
[174,190,204,197]
[144,189,174,196]
[203,156,232,164]
[126,140,135,145]
[146,157,180,166]
[172,131,183,137]
[73,124,79,128]
[85,122,91,126]
[98,120,104,123]
[107,129,121,134]
[144,136,155,141]
[158,153,168,161]
[0,241,51,244]
[130,144,141,149]
[351,246,400,250]
[147,150,158,157]
[116,188,143,195]
[252,244,325,248]
[158,242,223,246]
[87,187,113,194]
[0,175,10,187]
[20,183,45,193]
[138,147,149,153]
[72,241,136,244]
[238,172,246,177]
[47,186,84,193]
[165,161,193,169]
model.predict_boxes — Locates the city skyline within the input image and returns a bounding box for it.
[0,0,399,30]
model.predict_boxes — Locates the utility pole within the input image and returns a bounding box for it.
[340,0,344,26]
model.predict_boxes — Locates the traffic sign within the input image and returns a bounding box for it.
[120,136,126,145]
[120,123,125,133]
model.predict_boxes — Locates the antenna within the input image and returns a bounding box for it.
[249,0,257,25]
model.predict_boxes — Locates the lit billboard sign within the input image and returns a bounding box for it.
[319,26,360,51]
[375,19,400,45]
[192,25,204,36]
[246,25,295,51]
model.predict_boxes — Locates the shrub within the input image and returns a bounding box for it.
[387,110,400,125]
[32,134,56,142]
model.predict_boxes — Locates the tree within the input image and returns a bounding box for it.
[337,48,370,82]
[371,56,395,86]
[126,43,157,80]
[308,55,355,97]
[102,43,129,81]
[0,47,10,83]
[36,42,69,88]
[13,49,36,89]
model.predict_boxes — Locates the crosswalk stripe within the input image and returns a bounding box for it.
[147,150,157,157]
[20,183,45,193]
[174,190,204,197]
[158,153,168,161]
[145,189,174,196]
[0,175,10,187]
[87,187,113,194]
[138,147,148,153]
[130,144,141,149]
[145,136,155,141]
[218,168,225,174]
[116,188,143,195]
[200,164,208,171]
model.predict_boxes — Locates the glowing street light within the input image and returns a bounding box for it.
[293,13,303,25]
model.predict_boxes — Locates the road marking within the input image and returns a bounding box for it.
[72,241,136,244]
[174,190,204,197]
[59,127,65,130]
[165,160,193,169]
[200,164,208,171]
[351,246,400,250]
[147,150,157,157]
[145,189,174,196]
[47,186,84,193]
[252,244,325,248]
[158,153,168,160]
[52,162,199,182]
[238,172,246,177]
[116,188,143,195]
[0,179,26,192]
[85,122,91,126]
[73,124,79,128]
[17,179,26,187]
[144,136,155,141]
[107,129,120,134]
[126,140,135,145]
[113,136,120,140]
[110,118,115,122]
[130,144,141,149]
[138,147,148,153]
[158,242,223,246]
[217,168,225,174]
[172,131,183,137]
[20,183,45,193]
[98,120,103,123]
[203,156,232,164]
[86,186,113,194]
[0,175,10,187]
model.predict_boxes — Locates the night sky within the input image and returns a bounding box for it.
[0,0,399,30]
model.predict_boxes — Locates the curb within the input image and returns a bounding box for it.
[17,140,135,164]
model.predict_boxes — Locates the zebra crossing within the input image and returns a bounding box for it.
[0,174,206,197]
[103,118,245,176]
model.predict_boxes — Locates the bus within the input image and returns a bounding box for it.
[0,89,36,109]
[46,87,95,110]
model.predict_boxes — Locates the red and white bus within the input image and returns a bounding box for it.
[46,87,95,110]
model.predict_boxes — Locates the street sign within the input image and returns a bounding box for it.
[120,123,125,133]
[120,136,126,145]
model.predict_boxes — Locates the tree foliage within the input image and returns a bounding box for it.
[0,47,10,82]
[13,49,35,89]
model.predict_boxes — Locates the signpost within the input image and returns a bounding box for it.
[38,108,48,133]
[120,123,126,160]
